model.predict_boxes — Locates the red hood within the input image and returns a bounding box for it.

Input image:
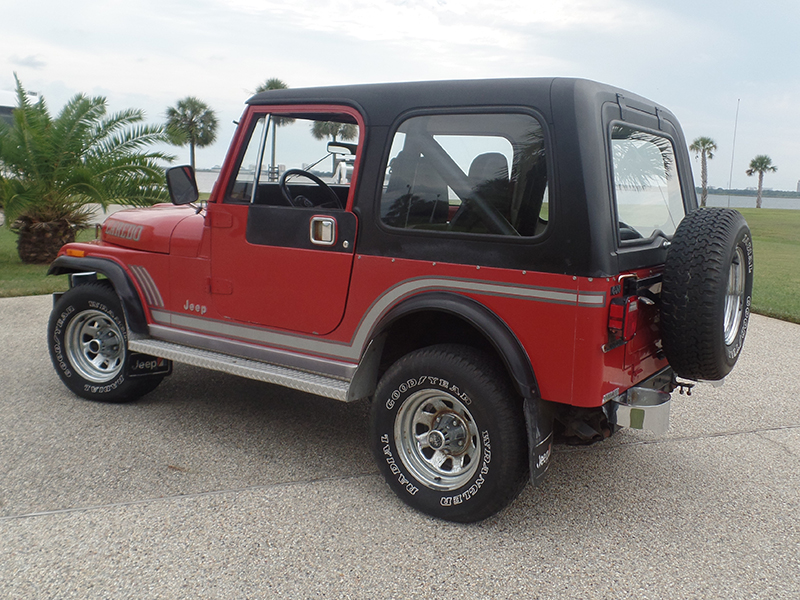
[101,204,196,253]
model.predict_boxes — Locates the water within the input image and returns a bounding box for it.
[704,194,800,210]
[193,164,800,209]
[194,170,800,210]
[195,170,221,194]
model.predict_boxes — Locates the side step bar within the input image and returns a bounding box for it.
[129,338,351,401]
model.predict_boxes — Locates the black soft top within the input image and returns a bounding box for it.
[247,78,692,278]
[246,77,672,129]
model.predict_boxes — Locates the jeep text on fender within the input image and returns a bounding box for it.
[47,78,753,522]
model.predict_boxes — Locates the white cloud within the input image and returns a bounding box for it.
[2,0,799,187]
[10,55,47,70]
[218,0,646,50]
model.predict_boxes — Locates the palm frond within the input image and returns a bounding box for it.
[88,108,145,147]
[1,77,172,231]
[50,95,108,170]
[88,124,173,159]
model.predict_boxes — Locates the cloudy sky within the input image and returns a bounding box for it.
[2,0,799,190]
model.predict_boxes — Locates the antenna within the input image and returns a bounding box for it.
[727,99,740,208]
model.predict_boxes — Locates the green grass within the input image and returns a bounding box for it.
[738,208,800,324]
[0,226,97,298]
[2,207,799,324]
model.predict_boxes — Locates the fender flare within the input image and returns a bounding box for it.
[48,256,149,335]
[352,291,539,401]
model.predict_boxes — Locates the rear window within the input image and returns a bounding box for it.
[611,124,685,242]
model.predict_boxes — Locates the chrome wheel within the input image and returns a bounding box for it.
[65,309,125,383]
[394,389,481,491]
[724,246,746,346]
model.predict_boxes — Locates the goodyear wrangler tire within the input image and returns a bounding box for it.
[661,208,754,381]
[48,282,167,402]
[370,344,528,522]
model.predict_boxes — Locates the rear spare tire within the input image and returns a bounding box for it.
[661,207,753,380]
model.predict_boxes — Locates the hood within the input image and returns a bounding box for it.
[101,204,196,254]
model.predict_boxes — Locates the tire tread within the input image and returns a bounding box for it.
[661,208,752,380]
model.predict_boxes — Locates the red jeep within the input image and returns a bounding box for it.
[47,78,753,522]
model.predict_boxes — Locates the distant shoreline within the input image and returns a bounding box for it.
[702,188,800,200]
[195,169,800,203]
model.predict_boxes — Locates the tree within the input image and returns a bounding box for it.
[165,97,218,169]
[255,77,290,98]
[746,155,777,209]
[311,121,358,144]
[310,121,358,172]
[689,136,716,207]
[254,78,293,181]
[0,75,173,263]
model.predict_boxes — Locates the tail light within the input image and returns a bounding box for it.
[606,295,639,351]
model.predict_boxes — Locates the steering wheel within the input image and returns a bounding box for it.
[279,169,343,209]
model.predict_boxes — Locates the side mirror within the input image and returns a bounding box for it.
[166,166,199,205]
[327,141,357,156]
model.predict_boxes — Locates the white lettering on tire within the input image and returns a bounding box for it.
[384,375,471,411]
[52,306,76,378]
[379,434,419,495]
[440,430,492,507]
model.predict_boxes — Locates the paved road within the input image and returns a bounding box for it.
[1,295,798,599]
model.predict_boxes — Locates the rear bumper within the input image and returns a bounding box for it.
[606,367,675,434]
[608,387,671,434]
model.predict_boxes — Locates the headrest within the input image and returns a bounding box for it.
[468,152,509,183]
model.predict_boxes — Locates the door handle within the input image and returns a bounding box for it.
[310,216,336,246]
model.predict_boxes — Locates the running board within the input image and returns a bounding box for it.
[129,338,350,401]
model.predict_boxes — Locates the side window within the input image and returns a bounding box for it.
[611,125,685,241]
[380,113,549,237]
[226,112,359,207]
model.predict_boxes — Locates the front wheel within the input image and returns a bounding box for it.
[370,345,528,522]
[48,282,169,402]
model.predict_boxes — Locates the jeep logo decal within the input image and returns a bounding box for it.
[183,300,207,315]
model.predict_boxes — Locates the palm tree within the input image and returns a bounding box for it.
[0,76,173,263]
[689,136,716,207]
[311,121,358,144]
[165,97,218,169]
[254,78,293,181]
[311,121,358,173]
[746,155,777,209]
[255,77,290,102]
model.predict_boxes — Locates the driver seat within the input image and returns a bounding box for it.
[382,151,448,228]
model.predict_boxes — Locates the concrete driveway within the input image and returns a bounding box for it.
[1,295,798,599]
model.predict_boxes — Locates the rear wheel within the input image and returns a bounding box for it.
[370,344,528,522]
[48,282,168,402]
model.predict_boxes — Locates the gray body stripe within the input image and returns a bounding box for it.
[149,276,605,361]
[150,309,350,359]
[130,265,164,307]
